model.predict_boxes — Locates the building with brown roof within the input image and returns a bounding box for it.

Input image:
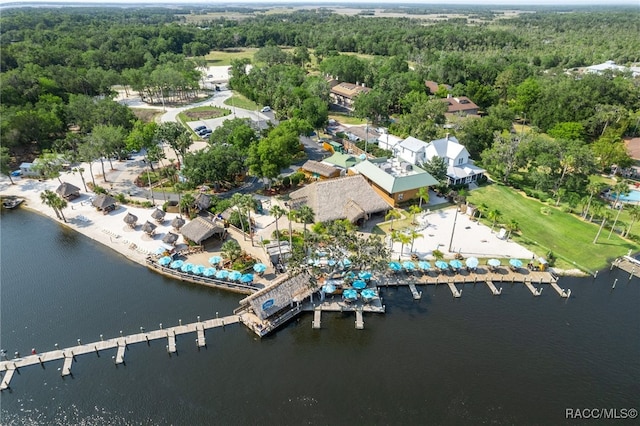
[330,82,371,110]
[289,174,390,224]
[440,95,479,116]
[299,160,341,180]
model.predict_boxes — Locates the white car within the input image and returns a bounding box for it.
[260,106,271,113]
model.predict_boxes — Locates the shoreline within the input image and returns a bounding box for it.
[2,173,595,282]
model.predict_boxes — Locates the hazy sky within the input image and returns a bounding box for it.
[1,0,638,5]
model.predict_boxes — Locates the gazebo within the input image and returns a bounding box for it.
[56,182,81,200]
[180,216,226,247]
[151,208,166,223]
[141,220,157,236]
[162,232,179,245]
[123,212,138,228]
[171,216,186,231]
[91,194,117,213]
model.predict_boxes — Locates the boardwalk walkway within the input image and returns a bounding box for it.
[0,315,239,391]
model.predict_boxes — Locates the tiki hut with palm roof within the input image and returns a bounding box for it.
[237,271,316,336]
[180,216,226,247]
[171,216,186,231]
[288,175,391,225]
[123,212,138,228]
[141,220,157,236]
[162,232,179,245]
[92,194,117,213]
[56,182,81,200]
[194,193,212,212]
[299,160,341,180]
[151,208,166,223]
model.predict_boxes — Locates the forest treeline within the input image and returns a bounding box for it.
[1,7,639,166]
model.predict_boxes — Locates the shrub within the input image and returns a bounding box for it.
[141,201,153,208]
[115,193,127,203]
[93,185,107,194]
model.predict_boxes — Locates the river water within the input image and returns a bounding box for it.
[1,209,639,425]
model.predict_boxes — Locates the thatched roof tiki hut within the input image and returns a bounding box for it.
[288,175,390,225]
[123,212,138,228]
[162,232,179,245]
[180,217,226,248]
[56,182,81,200]
[194,193,212,212]
[151,208,166,223]
[141,220,157,236]
[92,194,117,214]
[171,216,186,231]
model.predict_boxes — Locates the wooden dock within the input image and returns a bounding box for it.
[524,282,543,296]
[408,283,422,299]
[447,282,462,298]
[612,256,640,279]
[485,280,502,295]
[355,309,364,330]
[550,282,570,298]
[312,307,322,329]
[0,315,239,391]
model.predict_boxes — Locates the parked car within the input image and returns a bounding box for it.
[194,125,207,132]
[197,128,210,136]
[260,106,271,113]
[10,170,22,177]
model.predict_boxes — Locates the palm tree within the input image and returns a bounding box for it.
[230,193,247,239]
[476,203,488,220]
[385,209,401,231]
[487,209,502,232]
[417,186,430,208]
[397,233,412,260]
[608,181,630,239]
[53,195,68,223]
[506,219,519,240]
[242,194,255,246]
[583,182,604,219]
[593,210,612,244]
[624,205,640,238]
[40,190,61,220]
[296,205,315,237]
[408,229,421,254]
[432,249,444,261]
[72,167,88,192]
[180,192,195,217]
[286,205,296,250]
[408,205,422,225]
[270,205,286,262]
[221,240,242,263]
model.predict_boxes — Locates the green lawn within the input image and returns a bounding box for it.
[328,113,366,126]
[467,184,637,272]
[204,49,257,66]
[223,93,260,111]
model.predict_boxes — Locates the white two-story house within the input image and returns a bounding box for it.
[393,135,485,186]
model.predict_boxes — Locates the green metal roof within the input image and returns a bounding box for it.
[353,160,439,194]
[323,152,361,169]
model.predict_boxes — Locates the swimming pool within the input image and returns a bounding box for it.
[618,189,640,203]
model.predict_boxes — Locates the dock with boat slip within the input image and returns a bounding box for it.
[376,267,564,298]
[612,256,640,280]
[0,315,239,391]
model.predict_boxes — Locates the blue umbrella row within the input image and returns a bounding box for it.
[163,259,254,283]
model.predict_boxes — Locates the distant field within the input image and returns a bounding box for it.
[205,49,258,66]
[467,184,636,272]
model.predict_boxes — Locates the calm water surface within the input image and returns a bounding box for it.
[1,209,639,425]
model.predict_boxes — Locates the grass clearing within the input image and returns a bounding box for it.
[467,184,637,272]
[329,113,366,126]
[224,93,260,111]
[205,49,258,66]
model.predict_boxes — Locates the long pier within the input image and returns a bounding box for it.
[408,283,422,299]
[0,315,239,391]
